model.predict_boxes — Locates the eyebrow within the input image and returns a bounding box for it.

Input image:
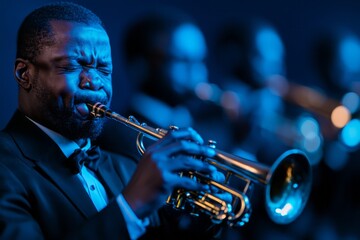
[51,56,78,63]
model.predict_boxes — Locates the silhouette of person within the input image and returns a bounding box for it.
[215,19,296,164]
[98,7,233,158]
[309,28,360,239]
[214,19,322,240]
[311,29,360,169]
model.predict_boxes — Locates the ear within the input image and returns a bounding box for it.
[14,58,32,91]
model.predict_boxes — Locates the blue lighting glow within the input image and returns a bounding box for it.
[339,36,360,72]
[342,92,360,113]
[275,203,294,216]
[341,119,360,148]
[298,116,322,154]
[169,23,208,94]
[337,35,360,90]
[295,116,323,164]
[253,27,285,83]
[256,27,284,61]
[299,117,320,137]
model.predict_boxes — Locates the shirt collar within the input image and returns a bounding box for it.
[26,117,91,158]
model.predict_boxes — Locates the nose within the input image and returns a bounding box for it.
[80,69,104,91]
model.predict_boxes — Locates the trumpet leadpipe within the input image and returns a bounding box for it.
[87,102,166,140]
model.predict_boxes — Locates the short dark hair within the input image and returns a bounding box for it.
[16,1,104,61]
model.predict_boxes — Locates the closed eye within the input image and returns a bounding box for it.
[57,64,81,73]
[96,62,112,76]
[97,67,112,76]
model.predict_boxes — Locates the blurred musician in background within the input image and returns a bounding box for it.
[309,28,360,239]
[214,19,323,168]
[213,19,321,240]
[312,28,360,169]
[98,7,234,158]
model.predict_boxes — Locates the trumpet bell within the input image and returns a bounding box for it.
[266,149,312,224]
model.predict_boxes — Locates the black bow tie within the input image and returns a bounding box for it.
[67,145,102,174]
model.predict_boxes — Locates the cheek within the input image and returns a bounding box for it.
[101,76,113,99]
[63,72,81,90]
[52,76,79,106]
[105,84,113,104]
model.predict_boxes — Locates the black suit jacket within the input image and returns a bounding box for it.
[0,110,141,239]
[0,111,221,240]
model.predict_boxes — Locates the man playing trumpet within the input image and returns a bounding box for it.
[0,2,229,239]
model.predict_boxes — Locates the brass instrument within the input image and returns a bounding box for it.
[88,102,312,227]
[267,78,352,129]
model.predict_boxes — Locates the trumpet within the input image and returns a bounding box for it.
[266,76,352,129]
[88,102,312,227]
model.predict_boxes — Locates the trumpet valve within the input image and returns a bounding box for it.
[208,139,217,148]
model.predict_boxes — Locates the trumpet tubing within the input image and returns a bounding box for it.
[88,102,312,227]
[270,80,352,129]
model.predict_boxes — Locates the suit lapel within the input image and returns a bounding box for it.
[97,153,124,198]
[36,160,98,217]
[5,111,98,218]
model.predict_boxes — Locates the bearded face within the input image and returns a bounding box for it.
[21,21,113,141]
[32,80,109,140]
